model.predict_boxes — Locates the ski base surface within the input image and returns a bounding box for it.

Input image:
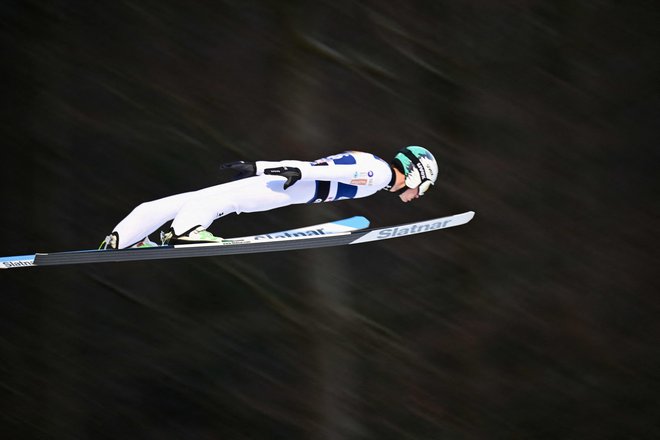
[1,212,474,269]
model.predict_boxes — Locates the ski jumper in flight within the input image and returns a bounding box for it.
[101,146,439,249]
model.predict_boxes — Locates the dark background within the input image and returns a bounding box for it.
[2,1,659,439]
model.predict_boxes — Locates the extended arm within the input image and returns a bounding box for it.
[221,160,302,189]
[255,160,359,183]
[222,159,362,189]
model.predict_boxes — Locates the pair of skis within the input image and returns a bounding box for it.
[0,211,474,269]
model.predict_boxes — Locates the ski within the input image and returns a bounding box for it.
[0,211,474,269]
[1,216,369,270]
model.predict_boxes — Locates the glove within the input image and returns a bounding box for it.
[263,166,302,190]
[220,161,257,180]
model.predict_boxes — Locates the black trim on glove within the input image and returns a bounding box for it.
[263,166,302,190]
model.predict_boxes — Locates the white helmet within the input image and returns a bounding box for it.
[392,146,438,196]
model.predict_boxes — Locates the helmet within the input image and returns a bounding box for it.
[392,146,438,196]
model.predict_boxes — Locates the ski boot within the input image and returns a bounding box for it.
[161,226,223,245]
[131,236,159,248]
[99,232,119,250]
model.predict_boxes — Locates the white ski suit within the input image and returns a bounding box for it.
[111,151,393,248]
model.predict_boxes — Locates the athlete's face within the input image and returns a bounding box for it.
[399,186,420,203]
[389,166,422,202]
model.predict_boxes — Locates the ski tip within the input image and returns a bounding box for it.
[452,210,475,225]
[333,216,370,230]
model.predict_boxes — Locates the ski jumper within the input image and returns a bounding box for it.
[111,151,393,248]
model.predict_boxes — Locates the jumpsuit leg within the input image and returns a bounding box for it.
[112,175,316,248]
[111,191,196,248]
[170,175,316,234]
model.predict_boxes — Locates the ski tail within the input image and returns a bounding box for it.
[0,254,36,269]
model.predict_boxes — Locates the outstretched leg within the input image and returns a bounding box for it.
[170,175,316,236]
[110,191,196,248]
[108,175,316,248]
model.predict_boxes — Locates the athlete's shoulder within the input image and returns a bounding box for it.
[315,150,387,165]
[343,150,386,160]
[355,151,391,167]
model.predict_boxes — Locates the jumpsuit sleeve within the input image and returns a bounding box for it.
[255,160,360,184]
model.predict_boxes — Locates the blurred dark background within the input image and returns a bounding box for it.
[2,1,659,439]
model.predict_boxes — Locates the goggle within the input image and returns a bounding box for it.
[417,179,433,196]
[399,179,433,196]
